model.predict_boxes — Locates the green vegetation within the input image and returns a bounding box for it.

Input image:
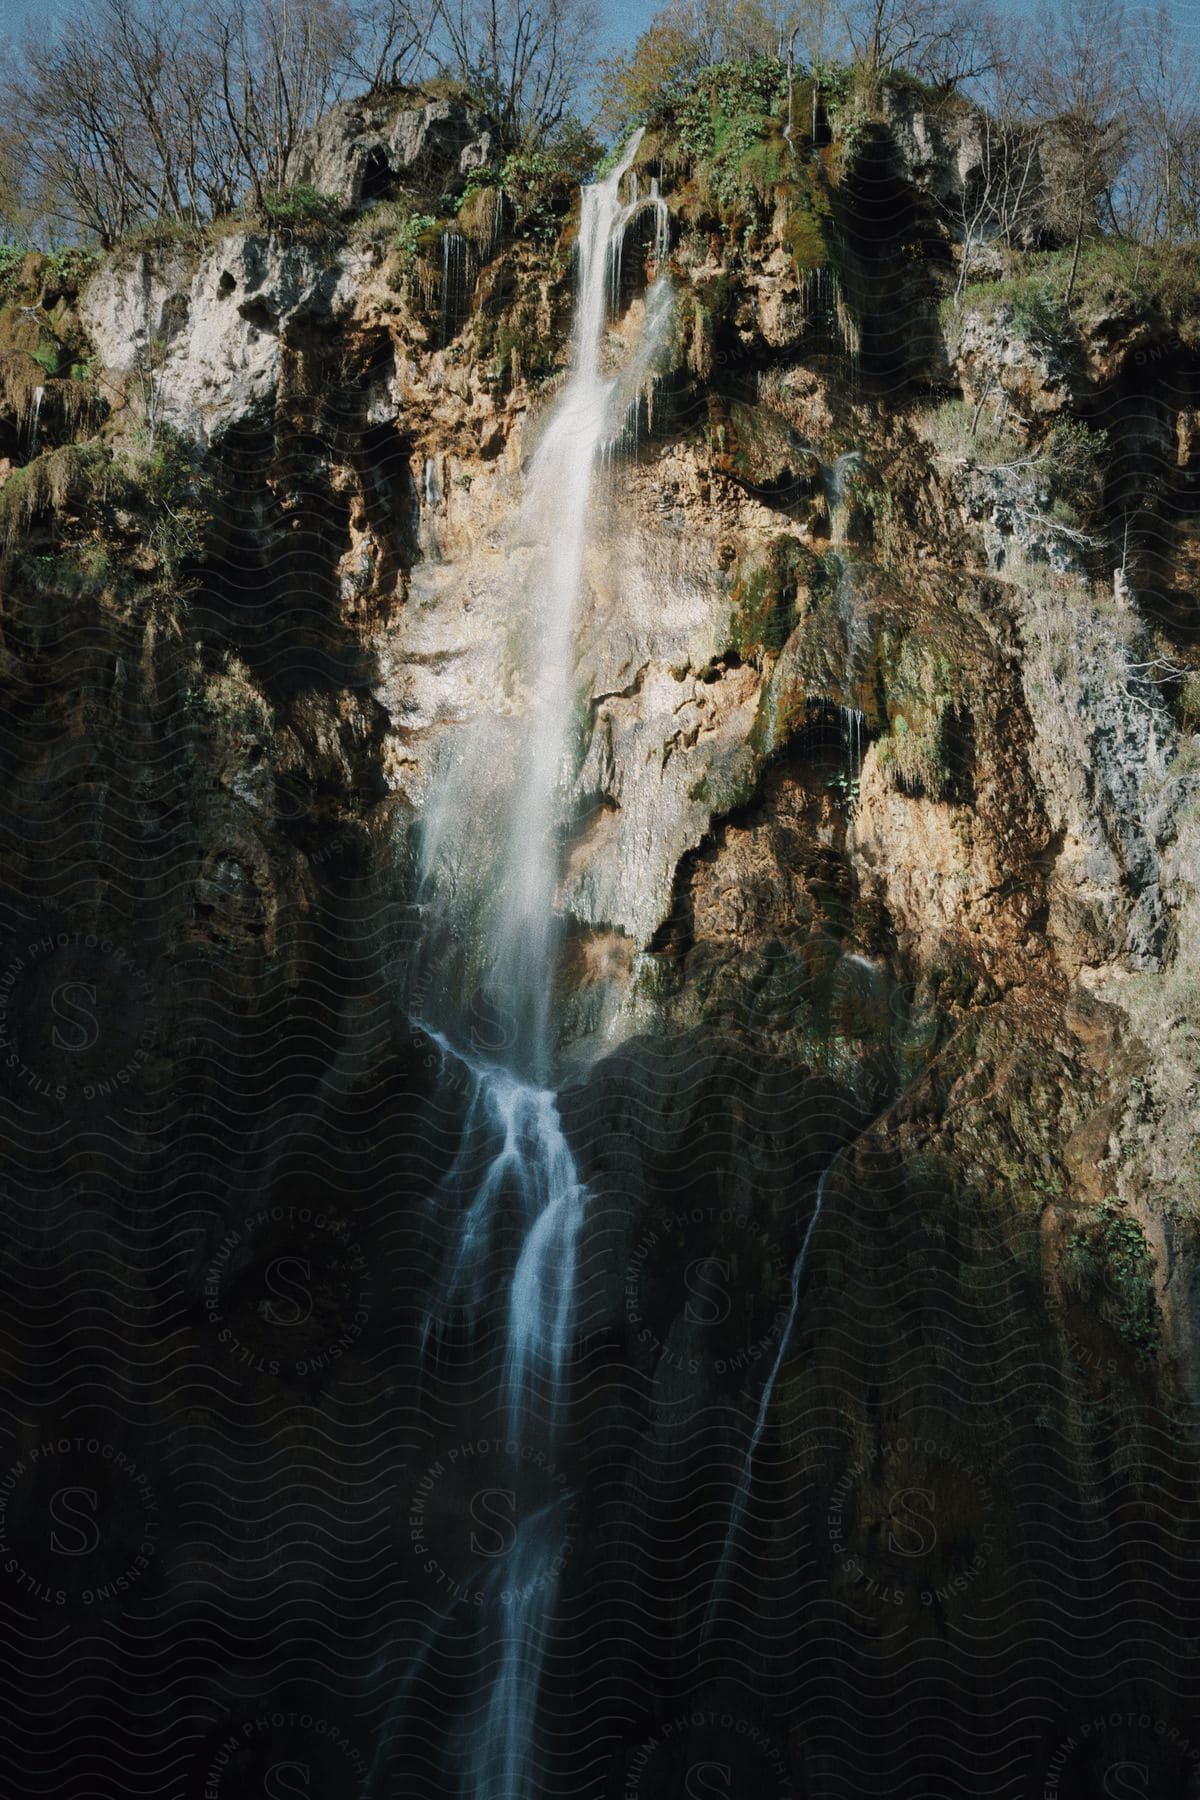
[392,210,443,264]
[727,535,810,660]
[956,243,1200,344]
[196,652,273,739]
[0,244,28,301]
[118,428,212,580]
[1062,1197,1161,1359]
[0,443,109,553]
[44,245,100,291]
[0,424,209,586]
[255,186,340,231]
[873,632,964,801]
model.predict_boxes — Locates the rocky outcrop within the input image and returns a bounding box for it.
[79,233,371,443]
[291,88,496,205]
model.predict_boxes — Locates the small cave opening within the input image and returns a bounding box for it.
[218,271,236,296]
[238,298,276,335]
[358,145,394,204]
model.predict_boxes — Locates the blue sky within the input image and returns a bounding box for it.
[10,0,1200,61]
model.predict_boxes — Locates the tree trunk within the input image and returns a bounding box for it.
[1063,188,1086,307]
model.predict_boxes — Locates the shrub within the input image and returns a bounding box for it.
[916,397,1026,467]
[115,426,211,580]
[1062,1197,1160,1359]
[44,245,100,293]
[1043,418,1107,514]
[497,148,574,242]
[0,244,29,301]
[256,185,339,230]
[392,211,442,263]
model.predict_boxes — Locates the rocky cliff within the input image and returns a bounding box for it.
[2,79,1199,1800]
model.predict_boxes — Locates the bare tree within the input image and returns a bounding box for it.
[944,21,1047,300]
[843,0,996,86]
[1029,0,1132,303]
[1115,3,1200,241]
[435,0,595,146]
[2,0,371,245]
[347,0,441,89]
[203,0,356,207]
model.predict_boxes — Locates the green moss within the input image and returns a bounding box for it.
[873,630,966,801]
[1062,1197,1161,1359]
[727,534,808,661]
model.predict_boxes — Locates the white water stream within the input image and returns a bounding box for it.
[412,133,670,1799]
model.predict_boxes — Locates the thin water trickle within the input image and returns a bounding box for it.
[441,229,473,345]
[701,1166,827,1642]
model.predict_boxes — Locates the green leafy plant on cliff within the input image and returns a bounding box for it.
[256,186,339,231]
[0,244,29,301]
[1062,1197,1161,1359]
[115,427,211,581]
[392,210,442,263]
[44,245,99,293]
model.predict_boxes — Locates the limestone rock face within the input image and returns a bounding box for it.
[881,88,993,217]
[291,89,496,205]
[79,233,370,443]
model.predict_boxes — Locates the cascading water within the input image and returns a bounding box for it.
[825,450,864,546]
[29,384,44,452]
[404,132,671,1800]
[441,229,474,346]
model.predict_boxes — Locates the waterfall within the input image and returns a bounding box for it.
[29,384,44,452]
[841,705,864,781]
[404,131,669,1800]
[441,229,474,345]
[419,128,669,1078]
[825,450,864,546]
